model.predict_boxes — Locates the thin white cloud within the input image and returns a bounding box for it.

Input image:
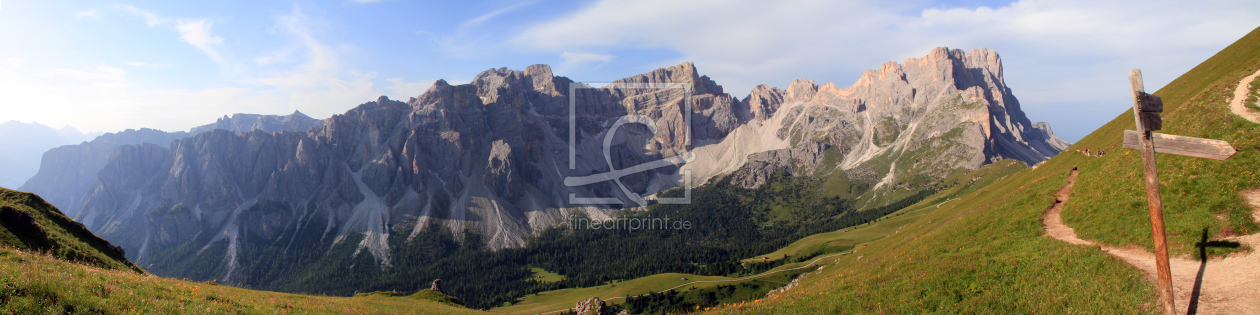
[239,5,385,116]
[74,9,98,19]
[119,61,170,67]
[461,0,536,29]
[176,19,226,66]
[110,4,164,27]
[555,51,614,74]
[0,5,427,133]
[513,0,898,93]
[101,5,227,67]
[0,52,342,133]
[244,7,340,89]
[254,51,291,65]
[513,0,1260,141]
[39,66,129,88]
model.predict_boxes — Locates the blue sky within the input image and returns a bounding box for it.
[0,0,1258,142]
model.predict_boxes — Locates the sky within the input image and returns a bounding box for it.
[0,0,1257,142]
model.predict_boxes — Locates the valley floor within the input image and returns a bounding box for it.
[1043,169,1260,315]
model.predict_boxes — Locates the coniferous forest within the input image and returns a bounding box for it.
[151,171,937,310]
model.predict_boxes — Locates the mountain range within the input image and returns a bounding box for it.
[4,24,1260,314]
[18,111,323,219]
[39,46,1068,289]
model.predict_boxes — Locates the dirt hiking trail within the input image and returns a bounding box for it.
[1229,68,1260,123]
[1043,169,1260,315]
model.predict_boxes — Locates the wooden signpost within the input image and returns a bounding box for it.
[1124,69,1236,315]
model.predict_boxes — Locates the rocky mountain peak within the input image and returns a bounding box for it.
[188,110,323,135]
[523,64,565,96]
[960,47,1002,79]
[743,84,787,121]
[610,62,724,96]
[724,46,1069,189]
[854,61,902,87]
[412,79,479,112]
[787,79,819,103]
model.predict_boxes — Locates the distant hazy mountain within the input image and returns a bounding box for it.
[19,128,190,217]
[0,121,101,189]
[68,47,1067,287]
[18,111,322,218]
[189,111,323,135]
[58,125,105,144]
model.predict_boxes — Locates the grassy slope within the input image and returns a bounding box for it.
[1064,27,1260,257]
[707,25,1260,315]
[705,139,1155,314]
[494,273,738,314]
[0,188,140,273]
[491,160,1026,315]
[0,246,482,314]
[748,160,1022,263]
[0,187,482,314]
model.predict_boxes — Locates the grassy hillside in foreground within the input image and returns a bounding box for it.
[491,160,1027,314]
[698,130,1156,314]
[703,25,1260,315]
[0,188,140,273]
[1062,27,1260,257]
[0,187,482,314]
[0,246,483,314]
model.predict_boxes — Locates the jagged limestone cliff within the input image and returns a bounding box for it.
[72,47,1066,284]
[20,111,322,218]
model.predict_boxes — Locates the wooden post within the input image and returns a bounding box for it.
[1129,69,1176,315]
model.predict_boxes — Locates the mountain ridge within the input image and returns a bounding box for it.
[68,47,1066,289]
[18,111,323,219]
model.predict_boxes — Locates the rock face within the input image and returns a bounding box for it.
[75,63,746,281]
[575,297,615,315]
[188,111,323,135]
[1031,122,1071,152]
[429,279,448,295]
[729,142,830,189]
[69,47,1067,286]
[719,47,1069,198]
[19,129,188,217]
[19,111,322,219]
[0,205,38,231]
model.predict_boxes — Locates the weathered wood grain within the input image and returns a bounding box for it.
[1122,130,1237,160]
[1129,68,1175,315]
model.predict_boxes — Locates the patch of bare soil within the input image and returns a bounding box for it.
[1042,171,1260,315]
